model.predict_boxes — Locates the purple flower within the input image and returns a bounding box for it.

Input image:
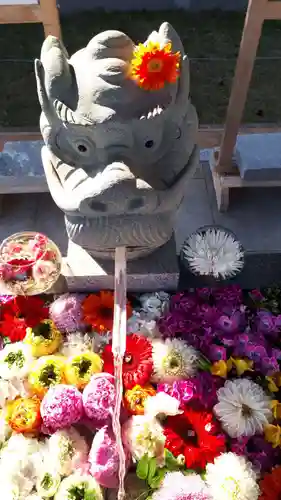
[170,293,197,314]
[260,356,280,376]
[256,311,280,337]
[216,311,241,334]
[272,348,281,361]
[243,344,268,363]
[198,304,220,325]
[250,289,264,302]
[157,380,194,406]
[207,345,227,362]
[231,436,281,473]
[191,372,223,409]
[212,285,242,308]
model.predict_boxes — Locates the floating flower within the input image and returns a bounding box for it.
[152,338,198,383]
[151,471,211,500]
[49,294,85,333]
[163,407,225,470]
[264,424,281,448]
[130,41,180,91]
[48,427,88,476]
[28,355,66,398]
[214,379,272,438]
[0,296,49,342]
[82,291,132,334]
[259,466,281,500]
[64,351,103,389]
[7,396,42,434]
[0,341,34,380]
[181,227,244,279]
[89,425,129,488]
[54,472,103,500]
[41,384,83,434]
[24,319,62,357]
[124,384,156,415]
[205,452,260,500]
[103,334,153,390]
[36,470,61,498]
[122,415,166,464]
[82,373,116,427]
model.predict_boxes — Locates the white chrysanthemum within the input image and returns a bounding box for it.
[0,408,12,445]
[122,415,165,464]
[214,378,272,438]
[47,427,88,476]
[0,342,34,380]
[0,377,28,408]
[1,481,20,500]
[152,338,198,383]
[152,471,211,500]
[182,227,244,279]
[205,453,260,500]
[54,473,103,500]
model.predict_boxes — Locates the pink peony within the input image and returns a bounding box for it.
[82,373,116,427]
[89,425,130,488]
[41,384,83,434]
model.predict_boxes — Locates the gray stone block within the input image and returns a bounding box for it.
[234,133,281,181]
[0,141,44,177]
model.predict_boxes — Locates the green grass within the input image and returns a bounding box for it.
[1,9,281,127]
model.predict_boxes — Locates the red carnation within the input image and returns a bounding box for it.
[0,296,49,342]
[163,407,226,470]
[102,333,153,390]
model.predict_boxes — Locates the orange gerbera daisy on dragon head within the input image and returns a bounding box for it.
[82,290,133,334]
[130,41,181,91]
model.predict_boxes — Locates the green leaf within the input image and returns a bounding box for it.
[164,449,181,470]
[149,469,166,489]
[147,457,157,484]
[137,455,149,480]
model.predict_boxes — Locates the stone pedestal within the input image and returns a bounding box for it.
[62,238,179,292]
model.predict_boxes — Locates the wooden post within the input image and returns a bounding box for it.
[215,0,267,175]
[0,1,61,38]
[40,0,61,39]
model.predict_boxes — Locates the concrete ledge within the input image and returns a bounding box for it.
[235,133,281,181]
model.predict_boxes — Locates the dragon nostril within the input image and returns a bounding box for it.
[128,197,144,210]
[89,201,107,212]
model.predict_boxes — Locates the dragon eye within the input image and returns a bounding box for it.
[145,140,154,148]
[77,144,88,153]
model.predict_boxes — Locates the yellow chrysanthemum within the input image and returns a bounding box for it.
[24,319,62,357]
[266,372,281,393]
[130,41,180,91]
[28,355,66,398]
[64,351,103,389]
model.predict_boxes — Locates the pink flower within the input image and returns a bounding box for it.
[151,471,211,500]
[49,294,84,333]
[89,426,129,488]
[82,373,116,427]
[41,384,83,434]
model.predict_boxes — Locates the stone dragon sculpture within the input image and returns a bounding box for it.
[35,22,199,260]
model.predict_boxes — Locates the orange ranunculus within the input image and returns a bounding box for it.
[82,291,132,334]
[124,384,156,415]
[130,41,180,91]
[8,396,42,434]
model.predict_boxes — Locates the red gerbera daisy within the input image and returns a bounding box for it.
[102,333,153,390]
[163,407,226,470]
[0,296,49,342]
